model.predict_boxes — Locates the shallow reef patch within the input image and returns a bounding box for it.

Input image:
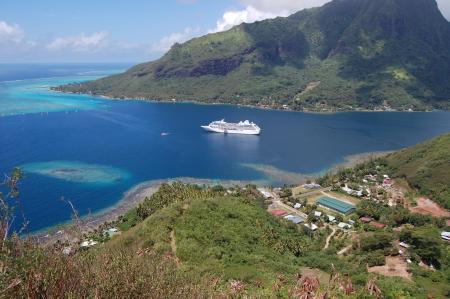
[21,160,131,185]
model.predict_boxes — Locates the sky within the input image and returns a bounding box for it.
[1,0,449,63]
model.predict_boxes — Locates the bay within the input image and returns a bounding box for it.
[1,64,449,232]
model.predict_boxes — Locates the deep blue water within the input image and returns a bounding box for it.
[1,64,450,232]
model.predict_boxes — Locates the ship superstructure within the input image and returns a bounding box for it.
[201,119,261,135]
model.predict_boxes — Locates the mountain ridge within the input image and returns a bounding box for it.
[56,0,450,112]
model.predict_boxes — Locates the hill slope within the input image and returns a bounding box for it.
[57,0,450,112]
[385,133,450,208]
[109,184,313,290]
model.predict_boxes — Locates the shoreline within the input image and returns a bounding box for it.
[32,150,392,246]
[50,88,438,115]
[32,177,255,245]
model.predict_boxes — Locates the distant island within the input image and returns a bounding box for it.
[55,0,450,112]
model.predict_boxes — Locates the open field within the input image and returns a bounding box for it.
[410,198,450,218]
[368,256,412,280]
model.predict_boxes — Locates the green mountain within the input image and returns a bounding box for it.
[57,0,450,112]
[385,133,450,208]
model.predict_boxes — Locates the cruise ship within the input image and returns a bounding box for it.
[201,119,261,135]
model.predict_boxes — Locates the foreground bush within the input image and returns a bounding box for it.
[1,238,212,298]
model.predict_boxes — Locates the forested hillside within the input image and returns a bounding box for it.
[57,0,450,112]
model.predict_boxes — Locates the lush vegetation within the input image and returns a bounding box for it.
[385,133,450,209]
[314,133,450,298]
[2,174,450,297]
[318,132,450,209]
[56,0,450,112]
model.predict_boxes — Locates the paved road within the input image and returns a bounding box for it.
[266,189,308,219]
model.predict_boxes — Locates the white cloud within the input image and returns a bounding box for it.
[47,31,109,53]
[210,6,279,33]
[212,0,449,34]
[151,27,199,52]
[0,21,24,44]
[241,0,330,15]
[210,1,331,33]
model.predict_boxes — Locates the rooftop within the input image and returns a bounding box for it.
[317,196,356,215]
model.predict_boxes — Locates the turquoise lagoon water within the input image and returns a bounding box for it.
[1,64,450,232]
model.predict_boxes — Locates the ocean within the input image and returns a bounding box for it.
[1,63,450,232]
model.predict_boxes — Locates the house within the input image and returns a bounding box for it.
[370,222,386,229]
[338,222,350,229]
[257,188,273,199]
[348,220,355,226]
[302,183,322,189]
[341,185,354,195]
[294,203,302,209]
[327,215,336,223]
[269,209,288,216]
[314,211,322,217]
[441,231,450,241]
[360,216,372,223]
[341,185,363,197]
[304,223,318,231]
[284,215,305,225]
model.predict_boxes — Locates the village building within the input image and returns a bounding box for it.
[257,188,273,199]
[269,209,288,216]
[317,196,356,215]
[304,223,318,231]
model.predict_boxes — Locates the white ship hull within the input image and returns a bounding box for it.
[201,125,260,135]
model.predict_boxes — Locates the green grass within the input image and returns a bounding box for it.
[111,194,313,289]
[385,133,450,209]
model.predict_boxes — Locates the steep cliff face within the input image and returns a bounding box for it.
[57,0,450,112]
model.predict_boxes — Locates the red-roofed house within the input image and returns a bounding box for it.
[269,210,288,216]
[370,222,386,229]
[360,216,372,223]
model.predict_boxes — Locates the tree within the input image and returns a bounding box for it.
[400,226,442,268]
[0,168,24,248]
[360,232,393,252]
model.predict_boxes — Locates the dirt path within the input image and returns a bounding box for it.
[170,230,181,267]
[323,226,337,250]
[337,245,352,255]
